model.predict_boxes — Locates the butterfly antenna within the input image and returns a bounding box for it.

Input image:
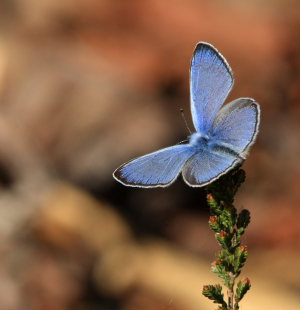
[180,108,192,134]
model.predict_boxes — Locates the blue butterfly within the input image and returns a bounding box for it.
[113,42,260,188]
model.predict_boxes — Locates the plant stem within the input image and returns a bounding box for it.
[228,273,235,310]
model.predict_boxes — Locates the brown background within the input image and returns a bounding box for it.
[0,0,299,309]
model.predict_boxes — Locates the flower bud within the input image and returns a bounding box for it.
[207,193,217,206]
[208,215,221,232]
[207,193,214,201]
[219,231,227,238]
[203,285,210,291]
[211,259,222,267]
[242,278,251,285]
[209,216,217,223]
[237,245,247,254]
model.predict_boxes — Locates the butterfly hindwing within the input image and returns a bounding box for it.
[211,98,260,154]
[190,42,233,133]
[113,145,195,187]
[182,148,240,187]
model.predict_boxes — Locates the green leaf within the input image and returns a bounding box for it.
[235,278,251,302]
[206,167,245,205]
[234,246,248,274]
[202,284,227,307]
[219,207,237,231]
[237,209,251,230]
[208,216,222,232]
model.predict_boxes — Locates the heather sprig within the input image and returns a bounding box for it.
[202,167,251,310]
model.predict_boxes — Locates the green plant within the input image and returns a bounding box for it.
[202,167,251,310]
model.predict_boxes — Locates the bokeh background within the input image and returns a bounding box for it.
[0,0,299,309]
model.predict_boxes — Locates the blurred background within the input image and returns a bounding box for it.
[0,0,299,309]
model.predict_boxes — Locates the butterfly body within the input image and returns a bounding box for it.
[188,133,229,159]
[189,132,209,147]
[113,42,260,188]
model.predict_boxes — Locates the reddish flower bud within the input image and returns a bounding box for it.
[242,278,251,285]
[219,231,227,238]
[209,216,218,223]
[207,193,213,201]
[237,245,248,256]
[211,258,222,268]
[203,285,210,292]
[207,193,217,205]
[239,245,247,252]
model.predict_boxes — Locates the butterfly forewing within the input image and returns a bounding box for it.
[190,43,234,133]
[113,145,195,187]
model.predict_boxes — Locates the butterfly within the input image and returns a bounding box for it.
[113,42,260,188]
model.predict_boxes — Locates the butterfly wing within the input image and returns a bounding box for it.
[182,98,260,187]
[113,145,195,187]
[190,42,233,133]
[182,149,240,187]
[211,98,260,155]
